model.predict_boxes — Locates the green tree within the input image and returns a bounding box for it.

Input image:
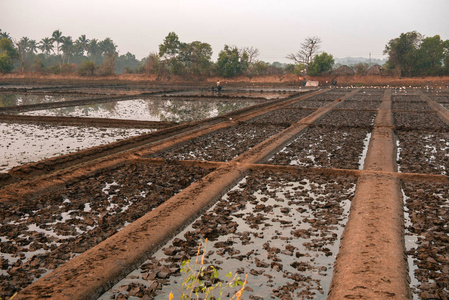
[75,34,90,56]
[39,37,54,55]
[99,37,117,56]
[144,52,161,75]
[51,29,64,68]
[0,38,19,73]
[415,35,446,75]
[87,38,102,64]
[444,40,449,75]
[78,60,96,76]
[159,32,181,59]
[308,52,334,76]
[384,31,422,76]
[179,41,213,75]
[353,62,369,75]
[0,29,11,40]
[158,32,184,74]
[17,37,31,72]
[115,52,140,74]
[60,36,74,64]
[216,45,249,77]
[28,40,38,54]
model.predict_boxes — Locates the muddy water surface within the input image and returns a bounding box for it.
[0,123,155,172]
[18,98,259,122]
[101,171,355,300]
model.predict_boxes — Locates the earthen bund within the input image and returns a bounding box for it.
[1,87,449,299]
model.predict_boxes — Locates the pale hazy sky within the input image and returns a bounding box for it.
[2,0,449,62]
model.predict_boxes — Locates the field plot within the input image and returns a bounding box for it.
[247,108,316,126]
[337,89,383,110]
[0,162,212,297]
[0,93,93,107]
[403,181,449,299]
[270,110,376,169]
[392,95,432,111]
[0,123,154,172]
[270,127,370,169]
[165,88,298,100]
[397,131,449,175]
[150,124,285,162]
[101,171,355,300]
[395,99,449,175]
[18,98,261,122]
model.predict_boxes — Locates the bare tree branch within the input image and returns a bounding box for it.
[287,36,322,66]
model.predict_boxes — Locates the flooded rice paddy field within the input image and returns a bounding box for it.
[0,93,97,107]
[101,171,356,300]
[2,86,449,299]
[17,98,260,122]
[149,124,285,162]
[395,100,449,175]
[402,181,449,299]
[269,127,371,170]
[396,130,449,175]
[0,123,155,173]
[0,163,213,297]
[313,110,376,128]
[247,108,316,126]
[163,88,298,100]
[269,109,376,169]
[392,95,432,111]
[394,111,449,131]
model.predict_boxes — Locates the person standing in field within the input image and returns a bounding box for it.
[217,80,222,95]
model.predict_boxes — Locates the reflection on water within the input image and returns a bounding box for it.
[19,98,260,122]
[0,122,155,173]
[0,93,80,107]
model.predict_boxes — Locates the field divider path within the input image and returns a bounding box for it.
[12,89,357,300]
[0,114,178,129]
[419,91,449,124]
[329,89,411,299]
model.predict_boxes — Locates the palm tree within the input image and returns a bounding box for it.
[87,38,101,64]
[0,29,11,40]
[75,34,90,56]
[51,30,64,68]
[60,36,74,64]
[99,38,117,56]
[28,40,38,54]
[39,37,54,55]
[17,37,30,72]
[18,37,30,52]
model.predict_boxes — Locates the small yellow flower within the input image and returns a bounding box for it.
[169,292,174,300]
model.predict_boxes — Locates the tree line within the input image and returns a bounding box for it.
[0,30,294,77]
[383,31,449,76]
[1,29,448,77]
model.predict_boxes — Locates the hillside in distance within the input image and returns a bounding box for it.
[334,57,387,66]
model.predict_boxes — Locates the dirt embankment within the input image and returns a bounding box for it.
[2,73,449,88]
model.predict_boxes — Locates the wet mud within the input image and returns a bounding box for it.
[0,163,212,298]
[102,171,356,300]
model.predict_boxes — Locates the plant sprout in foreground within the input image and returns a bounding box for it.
[169,239,248,299]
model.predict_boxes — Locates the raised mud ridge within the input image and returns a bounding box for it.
[1,86,449,299]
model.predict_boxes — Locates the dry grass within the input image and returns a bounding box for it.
[1,72,449,88]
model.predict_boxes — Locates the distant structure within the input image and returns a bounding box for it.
[367,64,383,75]
[332,65,355,76]
[305,81,320,87]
